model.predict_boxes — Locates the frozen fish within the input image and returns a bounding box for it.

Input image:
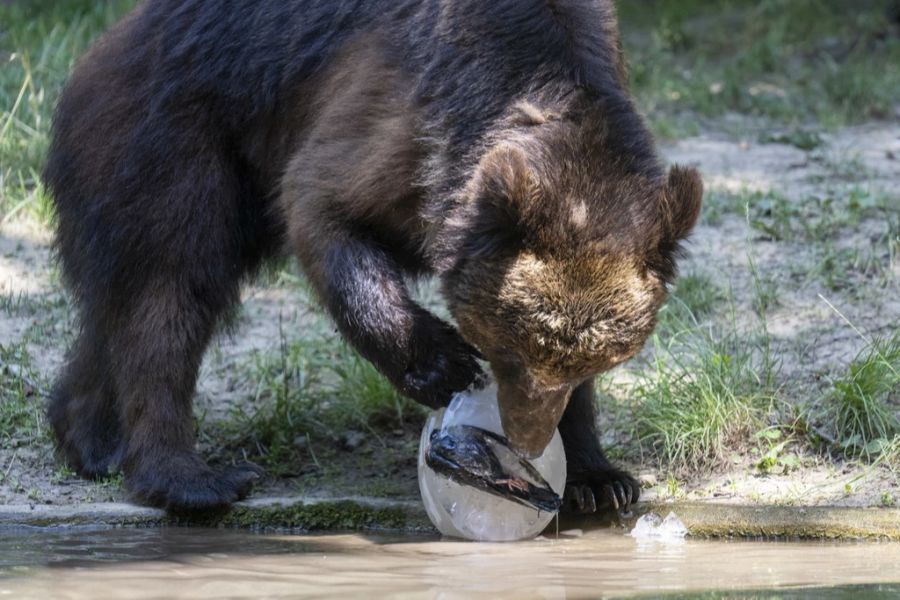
[425,424,562,513]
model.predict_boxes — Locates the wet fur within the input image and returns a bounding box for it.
[45,0,701,512]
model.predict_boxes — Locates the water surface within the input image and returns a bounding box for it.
[1,526,898,598]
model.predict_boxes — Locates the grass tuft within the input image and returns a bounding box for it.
[331,349,426,430]
[0,342,47,448]
[220,327,424,475]
[222,333,326,475]
[633,315,778,474]
[878,436,900,472]
[633,232,780,475]
[656,271,725,330]
[0,0,136,221]
[816,333,900,461]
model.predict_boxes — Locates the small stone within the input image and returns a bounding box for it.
[293,435,308,450]
[638,473,658,487]
[341,430,365,451]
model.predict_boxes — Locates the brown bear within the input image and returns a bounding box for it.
[44,0,702,513]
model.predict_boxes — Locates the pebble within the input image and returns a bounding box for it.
[638,473,658,487]
[341,430,365,451]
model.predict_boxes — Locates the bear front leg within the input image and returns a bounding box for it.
[558,379,640,515]
[300,233,483,409]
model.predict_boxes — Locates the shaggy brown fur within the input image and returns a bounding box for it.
[44,0,701,514]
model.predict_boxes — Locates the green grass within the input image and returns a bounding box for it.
[656,271,725,331]
[878,436,900,472]
[813,333,900,462]
[0,342,47,448]
[632,232,782,475]
[632,315,779,474]
[807,237,899,294]
[331,348,426,430]
[0,0,137,221]
[884,439,900,472]
[743,187,894,243]
[220,327,425,475]
[702,186,898,271]
[222,332,327,475]
[618,0,900,135]
[696,185,900,294]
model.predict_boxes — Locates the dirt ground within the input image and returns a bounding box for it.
[0,121,897,510]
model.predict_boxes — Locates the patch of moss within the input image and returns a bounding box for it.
[185,500,429,532]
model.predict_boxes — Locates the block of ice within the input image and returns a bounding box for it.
[417,384,566,542]
[630,512,663,538]
[660,512,689,538]
[630,512,688,541]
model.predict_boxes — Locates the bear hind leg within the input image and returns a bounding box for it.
[49,321,124,479]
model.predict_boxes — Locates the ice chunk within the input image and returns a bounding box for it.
[417,384,567,542]
[661,512,689,538]
[629,512,663,538]
[630,512,688,541]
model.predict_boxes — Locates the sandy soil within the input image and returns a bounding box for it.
[0,121,897,509]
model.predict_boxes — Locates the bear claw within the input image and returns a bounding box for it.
[127,457,264,513]
[563,468,639,517]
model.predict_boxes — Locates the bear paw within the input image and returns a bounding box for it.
[563,467,640,517]
[401,316,484,409]
[126,453,262,512]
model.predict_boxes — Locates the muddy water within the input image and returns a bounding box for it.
[0,526,899,599]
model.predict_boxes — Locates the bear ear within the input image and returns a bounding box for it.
[476,145,539,223]
[660,164,703,243]
[646,165,702,281]
[458,145,537,258]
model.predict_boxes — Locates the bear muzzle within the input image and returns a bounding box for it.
[497,378,572,459]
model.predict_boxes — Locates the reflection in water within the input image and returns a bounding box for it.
[0,526,898,599]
